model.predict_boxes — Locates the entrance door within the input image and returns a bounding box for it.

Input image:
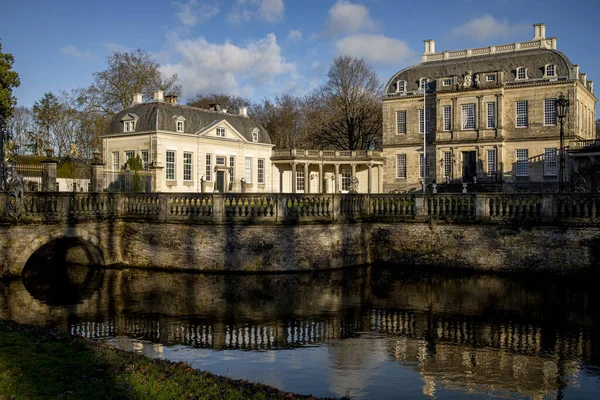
[462,151,477,182]
[216,171,225,193]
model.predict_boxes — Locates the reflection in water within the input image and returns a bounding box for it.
[1,266,600,399]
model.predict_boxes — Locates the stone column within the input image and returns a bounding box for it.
[304,163,309,193]
[291,162,297,193]
[367,164,372,194]
[378,165,383,193]
[41,149,57,192]
[334,164,340,193]
[318,163,323,193]
[280,168,284,193]
[498,144,504,183]
[91,163,105,193]
[477,95,483,138]
[452,97,458,139]
[149,165,163,193]
[496,93,504,139]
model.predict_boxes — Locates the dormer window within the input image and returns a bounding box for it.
[173,115,186,132]
[486,74,496,82]
[216,127,225,137]
[396,80,405,92]
[121,113,139,132]
[545,64,556,78]
[176,121,184,132]
[420,78,428,90]
[442,79,452,87]
[516,67,527,80]
[251,128,259,142]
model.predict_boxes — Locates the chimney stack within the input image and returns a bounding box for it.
[588,80,594,94]
[221,108,227,113]
[132,93,143,105]
[423,39,436,55]
[164,95,178,104]
[581,73,587,86]
[153,90,164,102]
[533,23,546,40]
[239,106,248,117]
[573,65,580,79]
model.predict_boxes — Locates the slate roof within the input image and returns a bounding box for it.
[385,48,575,94]
[105,102,271,145]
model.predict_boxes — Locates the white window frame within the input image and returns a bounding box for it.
[486,74,496,82]
[176,120,184,133]
[396,110,406,135]
[516,67,527,80]
[487,102,496,129]
[419,154,430,178]
[419,108,431,134]
[461,104,476,130]
[216,156,226,166]
[341,168,352,191]
[112,152,120,172]
[216,127,225,137]
[124,151,135,164]
[205,154,212,182]
[229,156,235,183]
[487,149,496,177]
[516,149,528,177]
[166,150,176,181]
[251,128,259,142]
[396,154,406,179]
[124,121,130,132]
[544,148,558,176]
[296,169,305,191]
[442,79,452,87]
[183,152,193,181]
[244,157,252,183]
[140,150,149,171]
[396,80,405,93]
[544,98,557,126]
[257,158,265,184]
[443,151,452,177]
[516,101,528,128]
[545,64,555,78]
[420,78,428,90]
[443,105,451,131]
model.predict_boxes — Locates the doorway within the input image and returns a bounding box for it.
[216,170,225,193]
[462,151,477,182]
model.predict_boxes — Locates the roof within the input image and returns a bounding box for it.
[385,48,575,95]
[105,102,271,145]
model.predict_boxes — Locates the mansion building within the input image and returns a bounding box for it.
[382,23,597,192]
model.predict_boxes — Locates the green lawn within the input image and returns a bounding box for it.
[0,320,335,400]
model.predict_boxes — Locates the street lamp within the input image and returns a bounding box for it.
[555,93,570,192]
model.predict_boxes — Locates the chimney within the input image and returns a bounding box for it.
[574,65,580,79]
[209,103,221,111]
[423,39,436,55]
[153,90,164,102]
[132,93,143,105]
[239,106,248,117]
[581,73,587,85]
[588,80,594,94]
[533,23,546,40]
[221,108,227,113]
[164,95,178,104]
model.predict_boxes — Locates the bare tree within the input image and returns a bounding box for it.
[7,106,34,152]
[186,93,251,113]
[307,55,382,150]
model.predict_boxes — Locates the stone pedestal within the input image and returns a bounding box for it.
[91,162,105,193]
[41,156,57,192]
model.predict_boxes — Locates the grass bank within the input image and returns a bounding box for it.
[0,319,336,400]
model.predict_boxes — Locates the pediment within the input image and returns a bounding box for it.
[121,113,139,122]
[195,119,248,142]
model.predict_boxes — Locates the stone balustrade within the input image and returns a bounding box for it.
[4,191,600,225]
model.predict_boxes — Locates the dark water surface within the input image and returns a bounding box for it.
[2,264,600,399]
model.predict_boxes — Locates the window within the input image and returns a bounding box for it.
[244,157,252,183]
[486,74,496,82]
[125,151,135,165]
[517,67,527,80]
[461,104,476,130]
[487,149,496,177]
[166,151,175,180]
[341,168,352,191]
[123,120,136,132]
[216,156,226,166]
[396,80,405,92]
[419,109,431,134]
[124,121,130,132]
[183,152,192,181]
[216,127,225,137]
[396,110,406,134]
[544,148,558,176]
[296,169,305,191]
[420,78,428,90]
[442,79,452,86]
[516,149,528,177]
[443,152,452,177]
[419,154,430,178]
[176,120,184,132]
[443,105,451,131]
[545,64,555,77]
[205,154,212,182]
[112,152,119,172]
[229,156,235,183]
[140,150,149,171]
[396,154,406,178]
[516,101,528,128]
[257,158,265,184]
[251,128,259,142]
[544,99,557,126]
[487,102,496,129]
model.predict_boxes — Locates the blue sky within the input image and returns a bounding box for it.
[2,0,599,112]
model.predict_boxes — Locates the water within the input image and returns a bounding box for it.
[2,264,600,399]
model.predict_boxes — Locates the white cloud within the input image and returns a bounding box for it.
[160,33,296,98]
[451,15,529,42]
[174,0,219,28]
[326,0,376,36]
[60,45,91,60]
[104,43,131,53]
[287,29,302,42]
[335,34,415,65]
[228,0,284,25]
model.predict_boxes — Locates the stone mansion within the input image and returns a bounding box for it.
[102,23,595,194]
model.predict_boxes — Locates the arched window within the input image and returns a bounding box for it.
[516,67,527,80]
[251,128,259,142]
[396,80,405,93]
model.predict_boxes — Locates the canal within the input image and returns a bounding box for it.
[1,261,600,399]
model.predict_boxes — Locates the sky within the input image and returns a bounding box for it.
[2,0,599,112]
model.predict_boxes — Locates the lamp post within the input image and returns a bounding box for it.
[555,93,570,192]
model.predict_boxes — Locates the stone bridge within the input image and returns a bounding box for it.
[2,191,600,277]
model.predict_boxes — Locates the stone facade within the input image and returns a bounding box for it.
[382,23,597,193]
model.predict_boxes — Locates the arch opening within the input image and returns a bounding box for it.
[21,237,105,306]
